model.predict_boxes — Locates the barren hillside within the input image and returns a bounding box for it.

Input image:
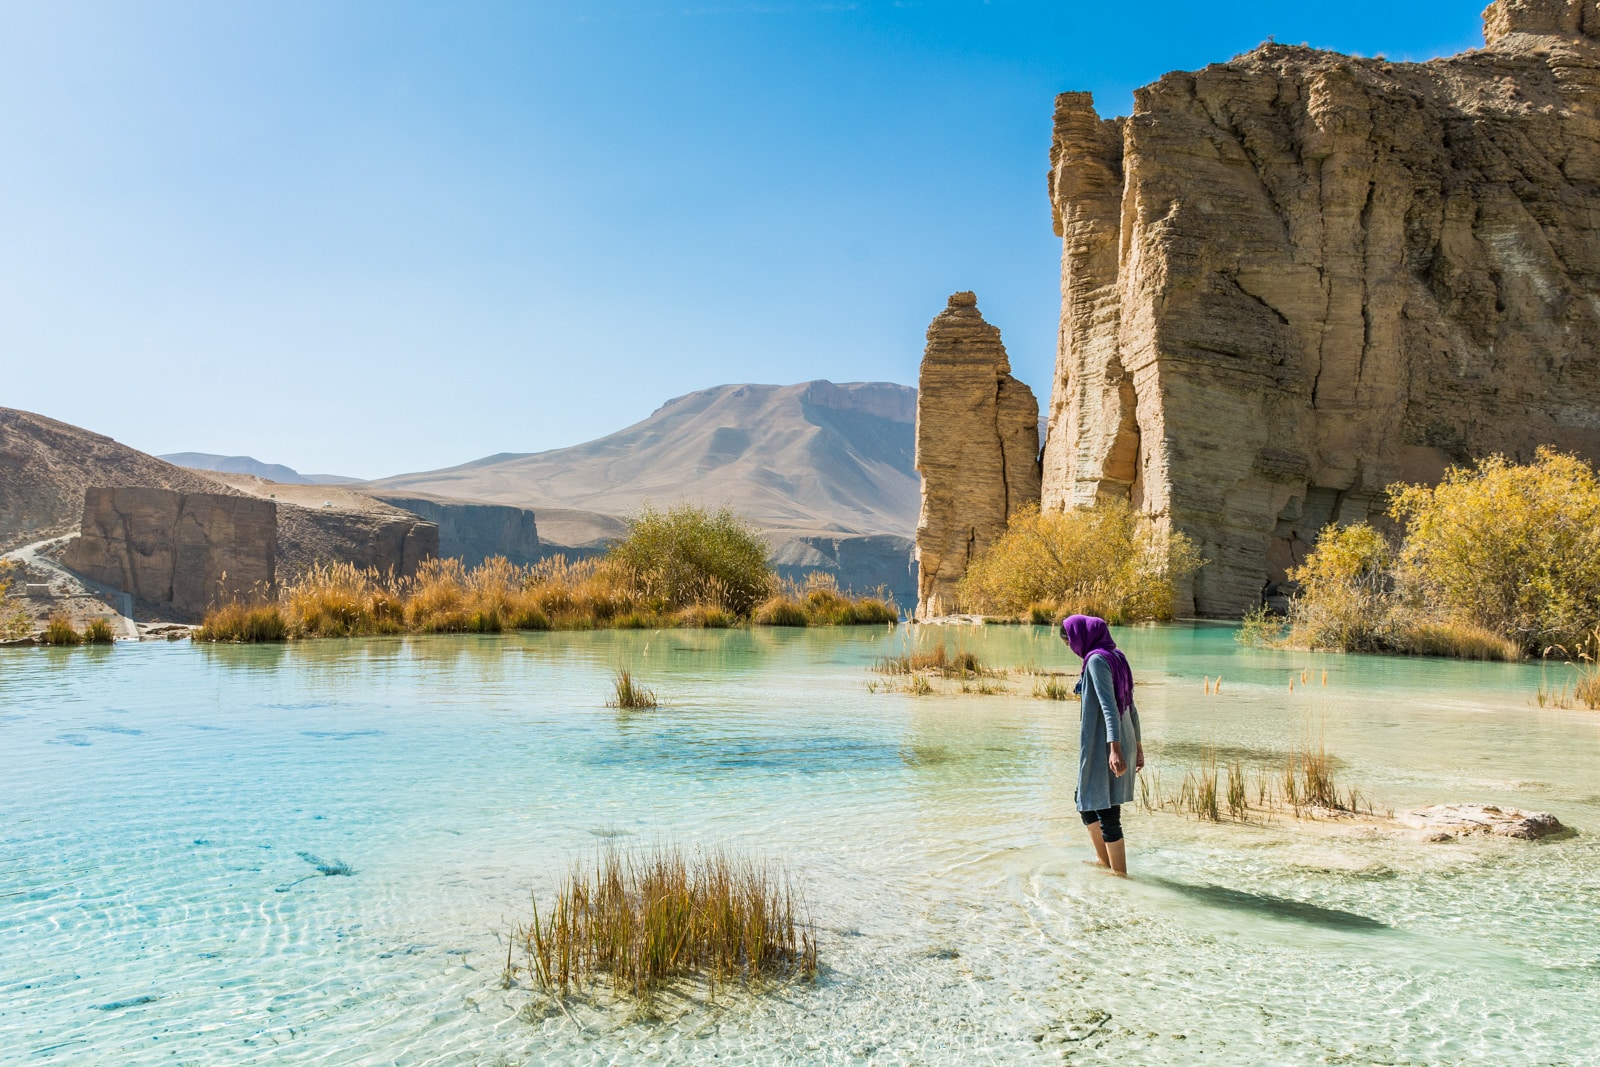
[363,380,919,537]
[0,408,233,552]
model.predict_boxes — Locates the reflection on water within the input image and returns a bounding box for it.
[1,624,1598,1065]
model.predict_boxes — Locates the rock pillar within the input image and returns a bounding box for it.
[914,292,1041,618]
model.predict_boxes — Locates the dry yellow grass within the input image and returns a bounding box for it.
[197,546,895,642]
[82,618,116,644]
[40,614,83,646]
[516,844,816,1002]
[193,602,290,642]
[1141,739,1377,823]
[607,670,659,710]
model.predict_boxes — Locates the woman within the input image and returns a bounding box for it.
[1062,614,1144,875]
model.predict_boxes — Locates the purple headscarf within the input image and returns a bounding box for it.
[1061,614,1134,713]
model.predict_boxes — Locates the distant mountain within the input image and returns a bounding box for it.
[161,453,357,486]
[362,381,920,537]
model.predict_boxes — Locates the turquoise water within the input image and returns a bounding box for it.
[2,625,1598,1065]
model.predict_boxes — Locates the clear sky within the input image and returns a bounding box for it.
[1,0,1487,478]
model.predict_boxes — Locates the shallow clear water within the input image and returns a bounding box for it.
[2,624,1597,1065]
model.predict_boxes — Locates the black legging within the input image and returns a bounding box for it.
[1080,805,1124,843]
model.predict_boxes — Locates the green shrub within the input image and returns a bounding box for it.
[957,501,1203,622]
[1286,523,1397,652]
[1235,604,1288,647]
[1282,450,1600,658]
[608,504,774,615]
[1390,449,1600,654]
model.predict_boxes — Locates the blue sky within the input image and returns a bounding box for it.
[1,0,1486,477]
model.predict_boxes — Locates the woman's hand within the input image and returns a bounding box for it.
[1108,741,1128,777]
[1136,743,1145,772]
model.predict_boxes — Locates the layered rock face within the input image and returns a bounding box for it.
[771,533,916,612]
[914,293,1041,617]
[0,407,237,552]
[1042,0,1600,616]
[63,488,276,619]
[372,495,540,567]
[275,505,438,580]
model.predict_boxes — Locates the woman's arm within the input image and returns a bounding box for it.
[1131,700,1144,771]
[1087,657,1121,744]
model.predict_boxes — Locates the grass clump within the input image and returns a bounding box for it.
[196,507,897,641]
[871,639,1005,696]
[82,618,116,644]
[874,642,983,678]
[0,561,30,640]
[1142,737,1377,823]
[40,615,83,646]
[1537,630,1600,710]
[754,574,898,627]
[516,844,817,1002]
[754,596,809,626]
[957,501,1203,622]
[193,602,289,642]
[608,670,659,710]
[1032,677,1074,701]
[287,561,407,637]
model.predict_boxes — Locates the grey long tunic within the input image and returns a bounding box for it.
[1074,654,1142,811]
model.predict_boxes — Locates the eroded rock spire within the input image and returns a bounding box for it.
[914,292,1041,619]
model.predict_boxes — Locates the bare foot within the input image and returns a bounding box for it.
[1081,859,1110,868]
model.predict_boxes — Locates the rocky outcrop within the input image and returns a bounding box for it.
[914,293,1041,618]
[372,495,540,567]
[771,533,916,611]
[0,407,236,553]
[63,487,276,620]
[1400,804,1565,841]
[275,504,437,580]
[1042,0,1600,615]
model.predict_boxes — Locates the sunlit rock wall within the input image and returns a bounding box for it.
[1042,0,1600,616]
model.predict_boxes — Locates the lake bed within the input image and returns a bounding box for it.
[3,624,1597,1065]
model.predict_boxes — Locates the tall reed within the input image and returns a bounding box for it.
[517,844,816,1002]
[82,618,116,644]
[197,553,895,641]
[608,670,659,710]
[40,615,83,646]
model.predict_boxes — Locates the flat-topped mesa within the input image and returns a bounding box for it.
[1041,0,1600,617]
[914,292,1041,618]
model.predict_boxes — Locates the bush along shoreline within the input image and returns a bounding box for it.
[195,504,897,642]
[955,500,1204,624]
[1240,449,1600,699]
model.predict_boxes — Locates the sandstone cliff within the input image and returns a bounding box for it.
[771,533,916,611]
[914,293,1041,618]
[63,487,276,620]
[371,494,540,567]
[275,504,438,580]
[1042,0,1600,615]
